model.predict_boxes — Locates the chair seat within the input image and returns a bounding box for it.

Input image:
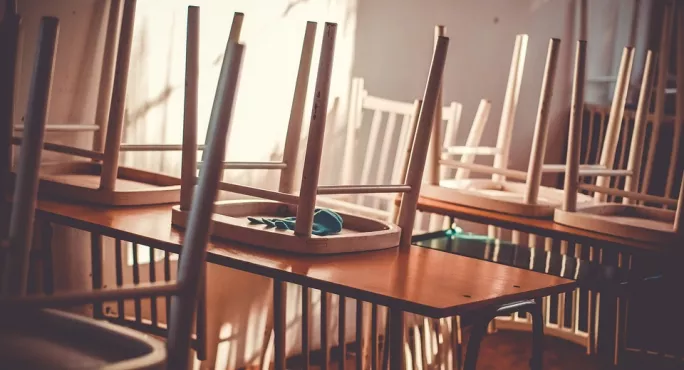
[421,179,595,218]
[0,308,166,370]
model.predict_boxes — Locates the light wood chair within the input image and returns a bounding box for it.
[555,46,683,244]
[422,39,639,218]
[316,77,462,232]
[172,24,450,254]
[8,0,178,206]
[0,11,242,369]
[176,18,316,216]
[3,1,102,149]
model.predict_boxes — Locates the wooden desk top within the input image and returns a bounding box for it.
[413,197,677,254]
[35,200,575,318]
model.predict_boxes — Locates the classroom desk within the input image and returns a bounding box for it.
[35,199,576,369]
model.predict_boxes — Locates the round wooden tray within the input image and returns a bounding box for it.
[31,161,181,206]
[0,308,165,369]
[171,200,401,254]
[422,179,594,218]
[554,204,676,243]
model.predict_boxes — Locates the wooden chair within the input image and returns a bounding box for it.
[2,1,102,152]
[431,34,527,177]
[176,18,316,217]
[172,24,450,254]
[7,0,179,206]
[555,46,683,244]
[316,77,461,232]
[0,11,242,369]
[422,38,638,219]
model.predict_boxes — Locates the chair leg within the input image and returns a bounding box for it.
[41,221,54,295]
[529,299,544,370]
[463,319,488,370]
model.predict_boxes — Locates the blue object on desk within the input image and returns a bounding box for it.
[247,208,343,236]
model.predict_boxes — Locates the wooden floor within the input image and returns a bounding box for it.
[278,330,612,370]
[474,330,610,370]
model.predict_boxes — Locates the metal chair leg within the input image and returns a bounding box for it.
[529,299,544,370]
[463,319,487,370]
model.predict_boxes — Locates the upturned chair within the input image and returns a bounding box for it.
[0,10,243,370]
[1,0,101,163]
[172,24,449,254]
[422,39,639,219]
[555,47,683,244]
[6,0,180,206]
[175,18,316,216]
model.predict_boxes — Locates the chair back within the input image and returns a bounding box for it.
[337,77,461,230]
[436,34,528,182]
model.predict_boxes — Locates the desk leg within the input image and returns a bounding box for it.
[90,233,103,319]
[273,280,287,370]
[389,308,405,370]
[463,319,487,370]
[41,221,54,295]
[530,298,544,370]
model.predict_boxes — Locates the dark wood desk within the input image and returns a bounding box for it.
[413,196,677,254]
[35,199,576,369]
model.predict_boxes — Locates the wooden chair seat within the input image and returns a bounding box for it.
[0,308,165,370]
[424,178,595,218]
[5,1,185,206]
[172,200,401,254]
[554,203,678,243]
[31,162,181,206]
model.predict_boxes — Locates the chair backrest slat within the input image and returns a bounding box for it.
[454,99,491,180]
[372,112,398,209]
[339,78,460,230]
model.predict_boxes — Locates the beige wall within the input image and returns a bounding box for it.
[351,0,651,178]
[12,0,107,156]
